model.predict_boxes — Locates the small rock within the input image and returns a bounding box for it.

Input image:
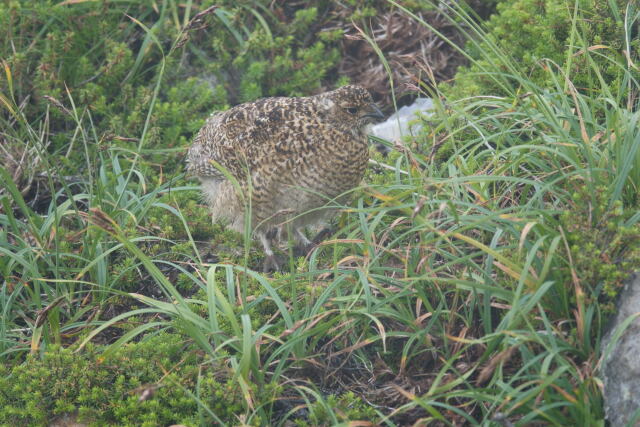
[602,272,640,426]
[370,98,433,142]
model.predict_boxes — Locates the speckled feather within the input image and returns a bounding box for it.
[186,85,382,264]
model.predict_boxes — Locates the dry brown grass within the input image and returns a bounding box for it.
[332,9,467,105]
[0,136,47,198]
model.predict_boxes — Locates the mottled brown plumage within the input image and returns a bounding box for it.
[187,85,383,270]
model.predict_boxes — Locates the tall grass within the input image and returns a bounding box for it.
[1,0,639,425]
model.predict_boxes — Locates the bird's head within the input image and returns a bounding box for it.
[319,85,385,130]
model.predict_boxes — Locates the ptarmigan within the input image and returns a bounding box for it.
[187,85,384,271]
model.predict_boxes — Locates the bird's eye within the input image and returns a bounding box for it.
[345,107,358,115]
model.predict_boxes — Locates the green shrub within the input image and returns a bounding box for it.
[445,0,635,100]
[0,0,344,181]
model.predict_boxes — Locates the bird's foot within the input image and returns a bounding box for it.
[293,227,334,257]
[262,253,283,273]
[293,242,316,258]
[312,227,334,245]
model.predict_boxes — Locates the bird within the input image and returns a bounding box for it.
[186,85,384,271]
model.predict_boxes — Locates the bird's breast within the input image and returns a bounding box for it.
[288,132,369,198]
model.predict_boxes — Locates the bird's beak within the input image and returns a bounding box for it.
[364,104,385,121]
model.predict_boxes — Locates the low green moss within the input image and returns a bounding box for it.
[0,334,254,426]
[146,191,213,241]
[294,392,379,426]
[559,185,640,314]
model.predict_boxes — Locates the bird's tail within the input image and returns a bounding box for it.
[200,178,245,232]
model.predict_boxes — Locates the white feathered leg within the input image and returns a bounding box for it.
[258,231,281,272]
[293,227,315,256]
